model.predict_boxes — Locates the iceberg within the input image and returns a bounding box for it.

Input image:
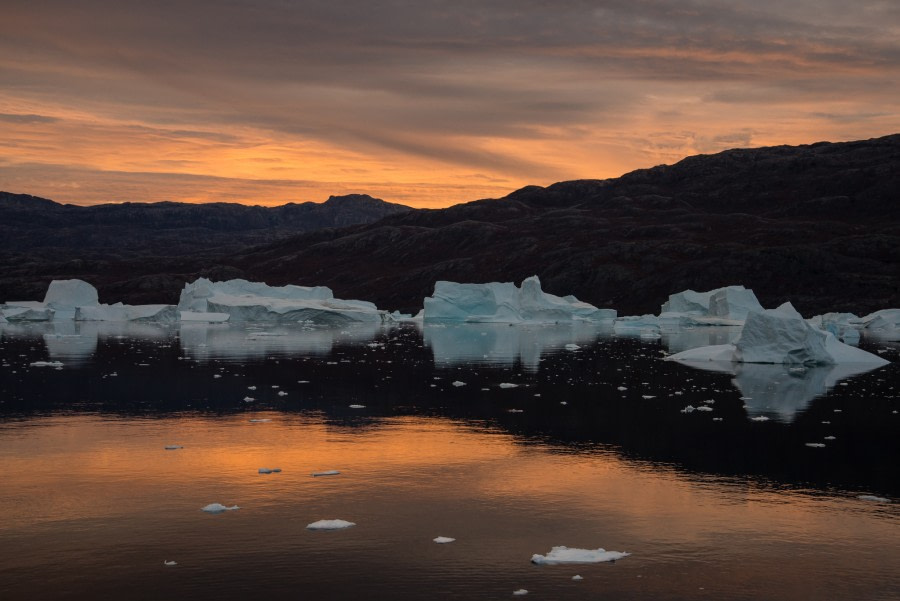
[531,546,630,564]
[201,503,240,513]
[850,308,900,340]
[306,519,355,530]
[177,278,384,325]
[422,276,616,323]
[44,279,99,311]
[3,279,176,322]
[668,303,889,367]
[76,303,178,323]
[807,312,859,343]
[661,285,763,322]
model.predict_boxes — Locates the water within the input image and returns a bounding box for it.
[1,321,898,600]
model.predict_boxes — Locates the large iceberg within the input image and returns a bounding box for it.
[668,303,889,367]
[2,279,176,323]
[660,285,764,324]
[177,278,385,325]
[422,276,616,323]
[849,308,900,340]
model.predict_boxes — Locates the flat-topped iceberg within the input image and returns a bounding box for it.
[177,278,384,325]
[423,276,616,323]
[2,279,176,323]
[531,546,630,564]
[668,303,889,367]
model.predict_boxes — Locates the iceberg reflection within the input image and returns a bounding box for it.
[178,322,382,361]
[425,322,612,371]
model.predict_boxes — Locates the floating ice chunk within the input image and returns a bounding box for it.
[164,445,183,450]
[349,404,366,409]
[30,361,64,367]
[617,386,627,391]
[247,386,257,390]
[531,546,630,564]
[278,391,288,396]
[849,309,900,340]
[306,519,355,530]
[177,278,383,325]
[680,405,696,413]
[423,276,616,324]
[750,416,770,422]
[311,470,341,477]
[248,418,271,423]
[452,380,466,387]
[512,589,528,596]
[243,396,255,402]
[163,560,177,566]
[433,536,456,544]
[824,436,836,440]
[44,279,99,310]
[642,395,655,399]
[572,575,583,581]
[695,406,713,412]
[661,285,763,321]
[499,383,519,389]
[805,443,826,448]
[565,343,580,350]
[202,503,240,513]
[258,468,282,474]
[857,495,891,503]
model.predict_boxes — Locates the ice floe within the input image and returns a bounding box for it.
[306,519,355,530]
[202,503,240,513]
[531,546,630,564]
[422,276,616,323]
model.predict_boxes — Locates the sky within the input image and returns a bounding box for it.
[1,0,898,208]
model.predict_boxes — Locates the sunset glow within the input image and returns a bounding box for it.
[2,1,898,207]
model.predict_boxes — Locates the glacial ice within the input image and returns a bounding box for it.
[668,304,889,367]
[306,519,355,530]
[661,285,763,322]
[850,308,900,340]
[178,278,384,325]
[422,276,616,323]
[531,546,630,564]
[201,503,240,513]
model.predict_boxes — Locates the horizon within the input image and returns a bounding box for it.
[2,1,899,208]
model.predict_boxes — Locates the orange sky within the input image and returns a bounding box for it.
[1,1,899,208]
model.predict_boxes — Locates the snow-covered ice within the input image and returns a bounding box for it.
[201,503,240,513]
[306,519,355,530]
[422,276,616,323]
[531,546,630,564]
[177,278,385,325]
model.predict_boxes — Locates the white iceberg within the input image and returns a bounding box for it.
[661,285,763,322]
[201,503,240,513]
[422,276,615,323]
[850,308,900,340]
[668,303,889,367]
[306,519,355,530]
[177,278,385,325]
[531,546,630,564]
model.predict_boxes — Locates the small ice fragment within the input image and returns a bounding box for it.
[560,401,567,405]
[499,383,518,389]
[349,404,366,409]
[202,503,240,513]
[213,374,222,378]
[617,386,627,391]
[164,560,177,566]
[513,590,528,596]
[249,418,271,423]
[298,380,309,383]
[821,420,831,424]
[824,436,836,440]
[642,395,655,399]
[750,416,770,422]
[312,470,341,477]
[258,468,277,474]
[695,406,713,412]
[572,575,583,581]
[452,381,466,387]
[565,344,580,351]
[278,391,288,396]
[834,409,843,413]
[243,396,255,402]
[306,519,355,530]
[164,445,183,450]
[531,546,630,564]
[508,409,523,413]
[680,405,695,413]
[30,361,64,367]
[740,396,752,400]
[858,495,891,503]
[805,443,826,448]
[433,536,456,544]
[247,386,257,390]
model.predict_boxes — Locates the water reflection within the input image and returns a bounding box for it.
[424,322,612,370]
[662,326,742,354]
[178,322,383,361]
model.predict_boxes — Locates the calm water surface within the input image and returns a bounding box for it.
[1,321,898,600]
